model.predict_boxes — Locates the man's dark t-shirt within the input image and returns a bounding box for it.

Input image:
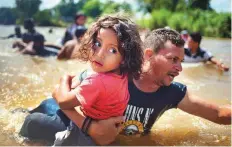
[80,70,187,136]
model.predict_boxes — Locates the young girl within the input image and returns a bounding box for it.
[53,15,143,145]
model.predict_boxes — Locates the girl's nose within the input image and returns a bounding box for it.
[96,48,105,58]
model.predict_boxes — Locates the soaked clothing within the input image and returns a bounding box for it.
[22,32,58,57]
[184,48,213,63]
[20,71,187,145]
[22,31,45,44]
[75,71,129,120]
[36,47,58,57]
[121,81,186,135]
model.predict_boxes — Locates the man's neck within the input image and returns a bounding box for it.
[190,46,199,54]
[28,29,36,34]
[133,77,160,93]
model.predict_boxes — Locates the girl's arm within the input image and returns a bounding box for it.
[52,75,81,109]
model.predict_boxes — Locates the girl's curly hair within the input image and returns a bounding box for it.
[74,15,143,80]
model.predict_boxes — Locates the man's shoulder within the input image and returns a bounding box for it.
[198,47,207,54]
[160,82,187,106]
[165,82,187,93]
[65,40,78,48]
[184,48,191,56]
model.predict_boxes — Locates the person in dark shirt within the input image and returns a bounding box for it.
[0,25,22,39]
[19,28,231,145]
[13,18,46,52]
[12,18,57,56]
[184,32,229,71]
[57,26,87,60]
[61,13,87,45]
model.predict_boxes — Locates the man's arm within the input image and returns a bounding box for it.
[62,107,123,145]
[177,91,231,125]
[57,45,68,60]
[13,40,27,50]
[20,42,37,55]
[209,57,229,71]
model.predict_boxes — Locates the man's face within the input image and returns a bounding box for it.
[187,36,198,50]
[76,16,86,26]
[145,41,184,86]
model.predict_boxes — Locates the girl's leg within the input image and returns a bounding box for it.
[19,112,69,142]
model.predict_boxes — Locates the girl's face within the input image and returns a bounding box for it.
[90,28,123,74]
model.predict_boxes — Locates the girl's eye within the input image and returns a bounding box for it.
[94,40,101,47]
[109,48,117,54]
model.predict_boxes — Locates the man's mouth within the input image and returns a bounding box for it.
[167,72,179,80]
[93,61,103,66]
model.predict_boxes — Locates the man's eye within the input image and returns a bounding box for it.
[172,58,178,63]
[109,48,117,54]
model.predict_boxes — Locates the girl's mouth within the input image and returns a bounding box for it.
[93,61,103,66]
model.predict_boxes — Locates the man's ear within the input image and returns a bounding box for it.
[144,48,154,60]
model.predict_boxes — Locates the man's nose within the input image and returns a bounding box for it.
[175,62,182,72]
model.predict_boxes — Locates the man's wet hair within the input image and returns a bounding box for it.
[74,12,86,21]
[15,25,21,37]
[189,32,202,44]
[144,28,185,53]
[24,18,35,30]
[75,15,143,80]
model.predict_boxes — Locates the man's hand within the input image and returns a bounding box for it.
[88,116,124,145]
[217,63,229,72]
[178,92,231,125]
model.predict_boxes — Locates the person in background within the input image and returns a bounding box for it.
[48,28,53,34]
[12,18,59,57]
[184,32,229,71]
[61,13,87,45]
[57,26,87,60]
[0,25,22,39]
[19,33,44,56]
[12,18,46,51]
[180,30,189,42]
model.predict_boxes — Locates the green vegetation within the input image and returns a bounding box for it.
[137,9,231,38]
[0,0,230,38]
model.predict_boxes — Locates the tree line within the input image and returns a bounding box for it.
[0,0,230,38]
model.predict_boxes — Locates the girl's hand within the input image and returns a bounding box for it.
[71,75,80,89]
[52,75,81,109]
[52,75,72,105]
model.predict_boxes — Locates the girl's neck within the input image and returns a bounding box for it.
[107,68,121,75]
